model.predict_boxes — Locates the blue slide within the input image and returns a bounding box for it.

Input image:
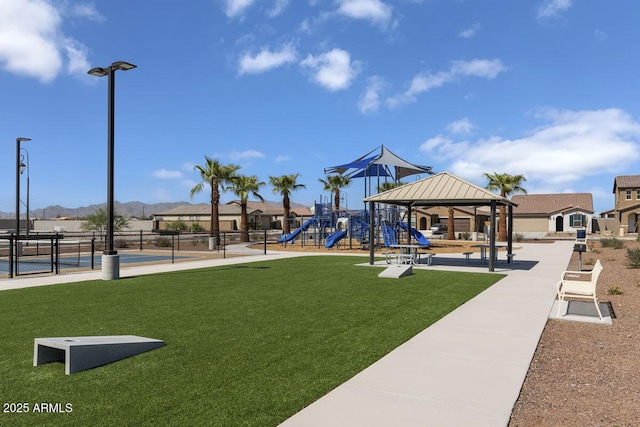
[278,217,316,243]
[325,230,347,248]
[398,222,431,246]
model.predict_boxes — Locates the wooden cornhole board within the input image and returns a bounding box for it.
[34,335,165,375]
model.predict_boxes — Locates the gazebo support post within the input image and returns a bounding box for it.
[507,204,514,263]
[368,201,375,265]
[489,200,497,272]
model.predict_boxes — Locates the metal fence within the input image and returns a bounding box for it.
[1,230,273,280]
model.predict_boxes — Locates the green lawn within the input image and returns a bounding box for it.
[0,256,503,426]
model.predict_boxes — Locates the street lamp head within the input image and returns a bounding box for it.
[112,61,137,71]
[17,137,31,143]
[87,67,109,77]
[19,161,26,175]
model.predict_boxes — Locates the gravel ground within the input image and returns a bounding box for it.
[509,238,640,427]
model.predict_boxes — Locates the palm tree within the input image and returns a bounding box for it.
[447,206,456,240]
[377,181,404,193]
[318,174,351,210]
[484,172,527,241]
[190,156,240,248]
[269,173,306,234]
[230,174,265,242]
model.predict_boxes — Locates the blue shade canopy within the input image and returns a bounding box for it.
[324,145,432,181]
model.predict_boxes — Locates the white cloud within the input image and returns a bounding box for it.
[300,48,360,91]
[0,0,94,83]
[267,0,289,17]
[69,3,105,22]
[238,44,297,75]
[335,0,393,26]
[459,23,480,38]
[537,0,572,19]
[447,118,474,134]
[421,108,640,191]
[388,59,507,107]
[359,75,385,114]
[224,0,255,18]
[275,155,291,162]
[229,150,265,161]
[153,169,183,179]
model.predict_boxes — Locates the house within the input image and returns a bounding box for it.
[414,206,491,234]
[225,200,313,230]
[153,203,262,232]
[511,193,594,237]
[610,175,640,234]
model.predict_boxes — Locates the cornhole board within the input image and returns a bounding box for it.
[378,264,413,279]
[34,335,165,375]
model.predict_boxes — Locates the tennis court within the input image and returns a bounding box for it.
[0,251,197,276]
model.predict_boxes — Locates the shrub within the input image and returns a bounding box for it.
[600,236,624,249]
[461,232,471,240]
[514,233,525,242]
[607,286,624,295]
[115,239,129,248]
[154,236,172,247]
[625,247,640,269]
[189,223,204,232]
[166,220,187,231]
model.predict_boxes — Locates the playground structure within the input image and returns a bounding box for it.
[277,203,430,250]
[277,145,435,250]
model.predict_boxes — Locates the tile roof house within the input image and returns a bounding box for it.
[511,193,594,236]
[153,203,263,231]
[610,175,640,233]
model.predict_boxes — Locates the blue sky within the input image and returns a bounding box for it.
[1,0,639,215]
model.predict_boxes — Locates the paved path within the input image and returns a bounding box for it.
[1,241,575,426]
[279,241,574,426]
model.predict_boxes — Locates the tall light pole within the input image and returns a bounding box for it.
[19,148,30,236]
[15,137,31,236]
[88,61,137,280]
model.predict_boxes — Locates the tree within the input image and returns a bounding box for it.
[484,172,527,241]
[230,174,265,242]
[377,181,404,193]
[190,156,240,247]
[318,174,351,211]
[81,208,129,241]
[269,174,306,234]
[447,206,456,240]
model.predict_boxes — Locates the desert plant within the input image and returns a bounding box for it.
[625,247,640,269]
[461,232,471,240]
[115,239,129,249]
[600,236,624,249]
[583,258,595,266]
[154,236,172,247]
[607,286,624,295]
[189,223,204,232]
[166,220,188,231]
[514,233,525,242]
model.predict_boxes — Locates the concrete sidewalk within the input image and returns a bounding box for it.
[279,241,575,426]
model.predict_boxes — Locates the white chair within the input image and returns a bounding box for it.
[556,259,604,320]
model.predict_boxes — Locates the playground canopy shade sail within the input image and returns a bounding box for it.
[324,145,433,181]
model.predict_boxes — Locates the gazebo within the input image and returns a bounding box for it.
[363,172,518,272]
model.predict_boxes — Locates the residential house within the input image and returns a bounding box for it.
[153,203,262,232]
[511,193,594,237]
[414,206,490,234]
[225,200,313,230]
[610,175,640,234]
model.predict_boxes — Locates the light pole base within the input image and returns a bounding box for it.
[102,254,120,280]
[208,237,217,251]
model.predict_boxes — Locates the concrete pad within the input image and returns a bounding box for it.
[378,264,413,279]
[549,300,613,325]
[34,335,165,374]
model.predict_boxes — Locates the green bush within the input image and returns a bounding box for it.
[166,220,188,231]
[189,223,204,232]
[514,233,525,242]
[115,239,129,248]
[600,236,624,249]
[626,247,640,269]
[154,236,172,247]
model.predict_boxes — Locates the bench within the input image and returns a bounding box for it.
[556,259,604,320]
[418,253,435,265]
[462,252,473,263]
[384,252,416,265]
